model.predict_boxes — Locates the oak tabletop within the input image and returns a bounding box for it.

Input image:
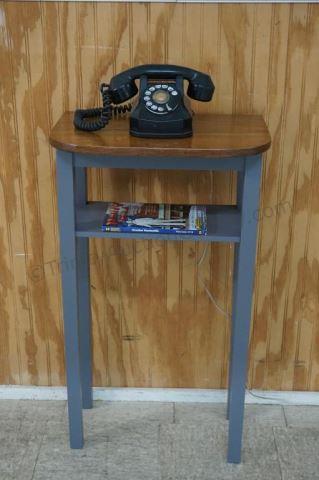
[49,112,271,158]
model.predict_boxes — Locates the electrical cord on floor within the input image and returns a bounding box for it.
[197,244,279,403]
[245,388,280,402]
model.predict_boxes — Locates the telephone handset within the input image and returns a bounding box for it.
[74,64,214,138]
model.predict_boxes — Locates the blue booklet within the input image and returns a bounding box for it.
[102,203,207,236]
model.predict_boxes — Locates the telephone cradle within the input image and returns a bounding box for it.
[74,64,214,138]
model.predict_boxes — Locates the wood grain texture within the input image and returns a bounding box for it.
[1,1,318,390]
[49,112,271,157]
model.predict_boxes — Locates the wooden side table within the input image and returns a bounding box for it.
[50,113,271,463]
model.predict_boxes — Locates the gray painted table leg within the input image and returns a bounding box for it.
[56,151,84,448]
[227,155,262,463]
[227,170,244,421]
[76,237,92,408]
[226,246,238,421]
[74,167,93,409]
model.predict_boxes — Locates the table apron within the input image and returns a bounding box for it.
[73,153,245,171]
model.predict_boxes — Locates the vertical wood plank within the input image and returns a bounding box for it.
[250,4,290,390]
[286,4,319,391]
[0,0,25,384]
[5,2,51,385]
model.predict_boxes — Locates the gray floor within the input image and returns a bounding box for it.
[0,400,319,480]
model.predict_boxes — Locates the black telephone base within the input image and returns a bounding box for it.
[130,130,192,139]
[129,111,193,139]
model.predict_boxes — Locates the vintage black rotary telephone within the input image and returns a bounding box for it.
[74,65,214,138]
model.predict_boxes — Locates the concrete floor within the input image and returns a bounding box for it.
[0,400,318,480]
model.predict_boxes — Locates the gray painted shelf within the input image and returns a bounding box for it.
[75,202,241,243]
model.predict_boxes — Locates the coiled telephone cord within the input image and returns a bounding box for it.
[73,83,132,132]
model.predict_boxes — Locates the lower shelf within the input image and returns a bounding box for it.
[75,202,241,243]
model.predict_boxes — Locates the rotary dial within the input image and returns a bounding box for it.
[143,83,179,114]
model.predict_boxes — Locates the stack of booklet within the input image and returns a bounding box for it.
[102,202,207,236]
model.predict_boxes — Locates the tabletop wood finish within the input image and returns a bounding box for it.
[50,113,271,158]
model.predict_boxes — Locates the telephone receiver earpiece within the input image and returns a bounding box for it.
[109,64,214,104]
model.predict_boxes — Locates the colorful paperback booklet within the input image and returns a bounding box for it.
[102,203,207,235]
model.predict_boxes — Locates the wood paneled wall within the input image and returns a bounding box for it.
[1,1,318,390]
